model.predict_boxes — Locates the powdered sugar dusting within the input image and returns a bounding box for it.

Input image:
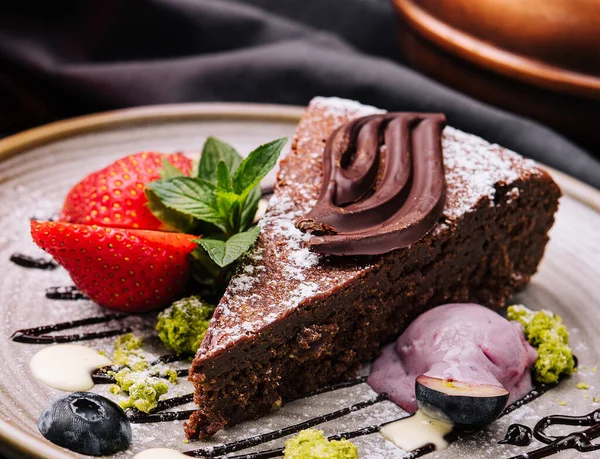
[312,96,384,118]
[442,126,537,220]
[199,97,548,357]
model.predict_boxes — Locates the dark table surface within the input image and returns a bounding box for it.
[1,0,599,189]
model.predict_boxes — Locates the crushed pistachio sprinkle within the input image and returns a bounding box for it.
[507,305,575,384]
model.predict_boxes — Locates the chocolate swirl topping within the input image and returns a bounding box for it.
[296,113,446,255]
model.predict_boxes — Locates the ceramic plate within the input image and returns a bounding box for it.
[0,104,599,459]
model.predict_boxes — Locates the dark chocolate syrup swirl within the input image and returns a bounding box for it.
[45,286,88,300]
[296,113,446,255]
[286,375,368,403]
[93,354,189,385]
[198,422,408,459]
[150,353,191,365]
[153,393,194,412]
[183,394,388,457]
[506,409,600,459]
[130,375,369,423]
[129,408,196,424]
[94,367,189,385]
[500,424,533,446]
[214,382,558,459]
[29,213,58,222]
[9,253,57,270]
[10,314,131,344]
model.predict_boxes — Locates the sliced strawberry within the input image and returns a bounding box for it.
[31,220,198,312]
[60,152,192,231]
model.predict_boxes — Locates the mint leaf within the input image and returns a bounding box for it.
[159,157,185,180]
[216,161,232,191]
[240,185,261,231]
[196,226,260,268]
[232,138,286,196]
[145,189,196,233]
[199,137,243,184]
[146,177,228,232]
[215,189,241,232]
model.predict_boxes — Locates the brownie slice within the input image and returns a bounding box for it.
[185,97,560,438]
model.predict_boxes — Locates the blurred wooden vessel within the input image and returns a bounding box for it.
[392,0,600,151]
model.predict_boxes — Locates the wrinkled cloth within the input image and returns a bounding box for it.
[1,0,599,188]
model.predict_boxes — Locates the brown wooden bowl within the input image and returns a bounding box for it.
[391,0,600,151]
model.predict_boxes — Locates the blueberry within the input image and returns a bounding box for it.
[38,392,131,456]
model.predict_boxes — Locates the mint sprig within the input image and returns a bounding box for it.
[195,226,260,268]
[198,137,243,185]
[146,137,286,293]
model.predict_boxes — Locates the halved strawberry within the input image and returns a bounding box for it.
[31,220,198,312]
[60,152,192,231]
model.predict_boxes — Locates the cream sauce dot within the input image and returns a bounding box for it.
[133,448,188,458]
[30,344,112,391]
[380,409,453,452]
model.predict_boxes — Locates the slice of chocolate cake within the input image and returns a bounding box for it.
[185,97,560,438]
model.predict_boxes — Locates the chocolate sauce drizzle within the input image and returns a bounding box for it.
[9,253,57,270]
[29,213,58,222]
[127,376,370,425]
[129,408,196,424]
[500,424,533,446]
[45,286,88,300]
[296,113,446,255]
[92,354,190,385]
[10,258,582,459]
[13,316,584,459]
[10,314,131,344]
[196,422,409,459]
[184,394,388,457]
[199,382,558,459]
[93,367,189,385]
[507,409,600,459]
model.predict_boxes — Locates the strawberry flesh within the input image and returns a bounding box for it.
[31,220,198,312]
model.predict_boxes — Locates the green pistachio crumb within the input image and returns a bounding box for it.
[577,383,590,390]
[559,401,567,406]
[156,296,215,355]
[113,333,149,371]
[164,368,179,384]
[593,367,598,373]
[115,368,169,412]
[507,305,575,384]
[109,384,121,395]
[283,429,358,459]
[107,332,179,412]
[594,397,599,403]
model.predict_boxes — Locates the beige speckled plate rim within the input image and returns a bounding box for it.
[0,102,599,459]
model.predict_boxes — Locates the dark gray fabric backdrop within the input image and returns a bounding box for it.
[1,0,599,188]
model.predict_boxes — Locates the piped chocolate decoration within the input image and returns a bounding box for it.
[10,253,58,270]
[500,424,533,446]
[296,113,446,255]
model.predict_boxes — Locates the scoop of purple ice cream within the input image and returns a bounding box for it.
[368,303,537,413]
